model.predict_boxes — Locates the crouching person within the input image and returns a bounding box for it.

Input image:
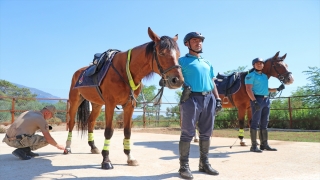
[2,105,65,160]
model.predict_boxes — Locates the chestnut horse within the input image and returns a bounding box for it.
[64,27,184,169]
[219,51,294,146]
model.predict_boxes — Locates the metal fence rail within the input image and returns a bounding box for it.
[0,95,319,130]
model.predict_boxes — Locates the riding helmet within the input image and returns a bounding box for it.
[183,32,205,43]
[252,58,264,65]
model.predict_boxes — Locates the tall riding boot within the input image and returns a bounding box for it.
[199,140,219,175]
[250,129,262,153]
[179,141,193,179]
[22,147,39,157]
[260,129,277,151]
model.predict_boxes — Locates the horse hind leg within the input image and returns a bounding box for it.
[88,103,102,154]
[237,104,247,146]
[64,94,84,154]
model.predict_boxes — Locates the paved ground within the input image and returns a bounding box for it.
[0,129,320,180]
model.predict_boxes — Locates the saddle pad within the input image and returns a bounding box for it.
[74,50,119,88]
[215,75,241,95]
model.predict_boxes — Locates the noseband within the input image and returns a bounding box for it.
[269,59,292,83]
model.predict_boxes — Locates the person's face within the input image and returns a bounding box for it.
[254,61,264,71]
[44,109,54,120]
[185,38,203,51]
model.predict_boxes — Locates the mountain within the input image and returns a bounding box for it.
[13,83,62,103]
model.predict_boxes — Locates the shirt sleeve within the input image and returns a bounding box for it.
[245,73,254,84]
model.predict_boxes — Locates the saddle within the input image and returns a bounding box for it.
[85,52,108,77]
[215,72,241,106]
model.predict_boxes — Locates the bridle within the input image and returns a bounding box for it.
[268,59,292,84]
[150,43,181,104]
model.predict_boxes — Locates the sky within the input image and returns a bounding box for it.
[1,0,319,108]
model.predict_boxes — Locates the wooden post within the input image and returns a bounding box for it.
[11,98,15,123]
[66,100,69,131]
[143,105,146,128]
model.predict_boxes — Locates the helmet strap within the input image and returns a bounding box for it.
[187,41,203,54]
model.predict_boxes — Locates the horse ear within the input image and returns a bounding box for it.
[273,51,280,59]
[172,34,178,42]
[148,27,160,43]
[281,53,287,60]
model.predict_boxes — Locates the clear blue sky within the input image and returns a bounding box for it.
[1,0,319,104]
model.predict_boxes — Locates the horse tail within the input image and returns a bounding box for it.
[77,99,90,137]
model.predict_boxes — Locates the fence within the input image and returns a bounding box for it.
[0,95,319,130]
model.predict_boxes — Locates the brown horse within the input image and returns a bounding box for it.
[218,51,294,146]
[64,27,184,169]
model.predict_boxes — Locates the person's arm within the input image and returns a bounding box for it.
[212,81,220,99]
[42,131,65,150]
[245,84,256,101]
[268,88,277,93]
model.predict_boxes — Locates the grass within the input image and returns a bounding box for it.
[212,129,320,143]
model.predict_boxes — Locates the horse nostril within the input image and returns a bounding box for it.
[171,77,178,84]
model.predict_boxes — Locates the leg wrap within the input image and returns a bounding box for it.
[123,139,130,150]
[103,139,110,151]
[88,133,94,141]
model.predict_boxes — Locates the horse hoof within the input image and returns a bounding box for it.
[127,160,139,166]
[91,148,100,154]
[63,148,71,154]
[101,162,114,170]
[240,142,246,146]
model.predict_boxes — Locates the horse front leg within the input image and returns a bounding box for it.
[123,105,138,166]
[101,104,115,170]
[88,103,102,154]
[64,99,80,154]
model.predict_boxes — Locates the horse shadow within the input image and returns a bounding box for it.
[134,140,252,160]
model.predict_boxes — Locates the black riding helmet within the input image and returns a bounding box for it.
[184,32,205,54]
[183,32,205,43]
[252,58,264,65]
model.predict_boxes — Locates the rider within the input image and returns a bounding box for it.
[178,32,222,179]
[245,58,285,153]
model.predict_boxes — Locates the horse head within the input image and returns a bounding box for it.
[147,27,184,89]
[262,51,294,85]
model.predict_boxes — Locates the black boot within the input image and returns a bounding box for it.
[12,148,31,160]
[22,147,39,157]
[260,129,277,151]
[250,129,262,153]
[178,141,193,179]
[199,140,219,175]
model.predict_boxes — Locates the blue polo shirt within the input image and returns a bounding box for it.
[178,54,215,92]
[245,70,269,96]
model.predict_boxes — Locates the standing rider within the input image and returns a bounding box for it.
[245,58,285,153]
[178,32,222,179]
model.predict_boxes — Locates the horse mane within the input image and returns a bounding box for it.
[144,36,180,80]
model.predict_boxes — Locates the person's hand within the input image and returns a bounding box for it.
[252,100,260,111]
[215,98,222,113]
[55,144,65,150]
[277,84,285,91]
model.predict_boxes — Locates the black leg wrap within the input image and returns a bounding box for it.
[178,141,193,179]
[199,140,219,175]
[250,129,262,153]
[260,129,277,151]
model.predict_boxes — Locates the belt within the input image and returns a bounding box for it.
[190,91,212,96]
[6,134,25,141]
[254,95,268,98]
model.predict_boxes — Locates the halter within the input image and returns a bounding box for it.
[268,59,292,84]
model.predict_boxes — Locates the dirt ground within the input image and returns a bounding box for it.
[1,124,320,180]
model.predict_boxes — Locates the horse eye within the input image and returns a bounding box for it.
[159,52,165,56]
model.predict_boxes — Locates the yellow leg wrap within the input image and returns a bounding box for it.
[67,132,72,141]
[103,139,110,151]
[123,139,130,150]
[238,129,244,137]
[88,133,94,141]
